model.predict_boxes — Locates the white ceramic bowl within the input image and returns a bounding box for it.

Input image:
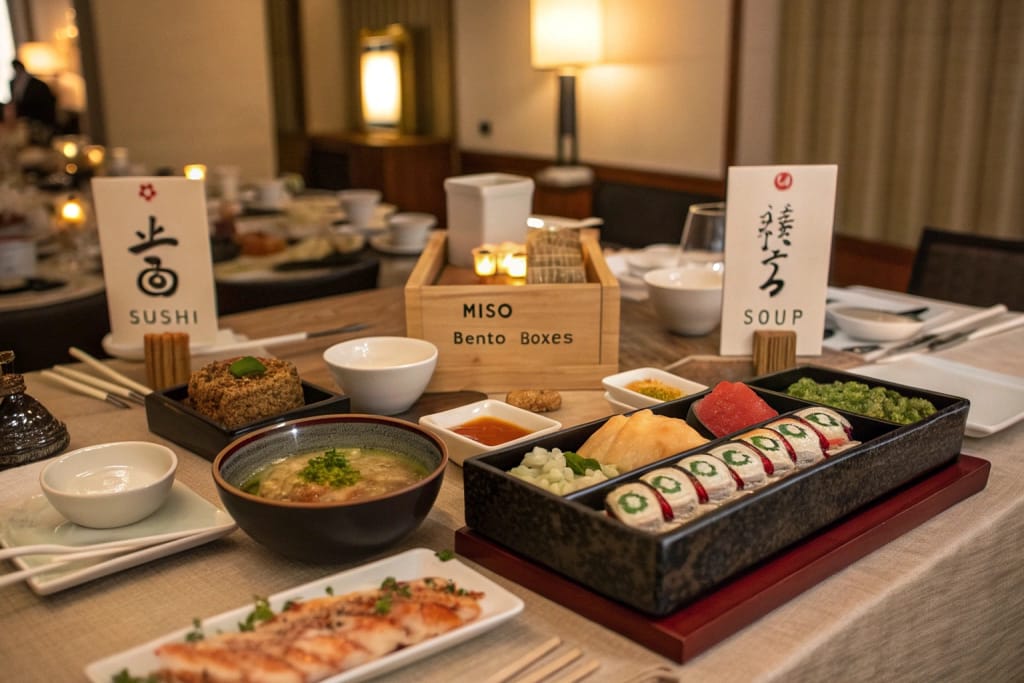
[419,399,562,466]
[643,265,724,336]
[602,367,708,409]
[388,212,437,248]
[323,336,438,415]
[39,441,177,529]
[625,243,680,277]
[828,305,925,342]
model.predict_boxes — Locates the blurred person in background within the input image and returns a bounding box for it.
[4,59,56,142]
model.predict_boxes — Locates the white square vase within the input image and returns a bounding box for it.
[444,173,534,268]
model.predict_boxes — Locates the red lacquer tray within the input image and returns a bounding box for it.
[455,453,990,663]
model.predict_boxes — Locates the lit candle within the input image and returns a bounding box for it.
[59,139,79,159]
[506,250,528,279]
[184,164,207,181]
[472,247,497,277]
[84,145,105,167]
[497,241,520,274]
[60,196,85,226]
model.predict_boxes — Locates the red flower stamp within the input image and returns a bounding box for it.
[139,183,157,201]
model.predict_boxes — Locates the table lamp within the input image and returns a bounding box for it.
[530,0,604,187]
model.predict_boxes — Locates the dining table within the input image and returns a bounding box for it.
[2,284,1023,682]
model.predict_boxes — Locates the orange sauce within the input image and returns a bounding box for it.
[452,416,533,446]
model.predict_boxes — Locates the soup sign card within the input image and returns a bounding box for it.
[719,165,838,356]
[91,177,218,352]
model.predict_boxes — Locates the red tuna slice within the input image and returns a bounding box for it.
[692,381,780,438]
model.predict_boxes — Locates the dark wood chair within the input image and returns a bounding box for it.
[592,181,721,249]
[215,256,380,315]
[907,227,1024,311]
[1,291,111,372]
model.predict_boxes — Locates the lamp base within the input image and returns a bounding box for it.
[536,165,594,188]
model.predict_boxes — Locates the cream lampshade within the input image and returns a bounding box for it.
[530,0,604,186]
[359,24,416,135]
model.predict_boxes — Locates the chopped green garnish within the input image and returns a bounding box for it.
[786,377,937,425]
[563,451,602,476]
[229,356,266,378]
[325,586,334,596]
[238,596,274,632]
[435,549,455,562]
[184,617,204,642]
[111,670,161,683]
[374,594,392,614]
[298,448,361,488]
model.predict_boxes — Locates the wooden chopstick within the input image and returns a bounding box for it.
[513,648,583,683]
[40,370,130,408]
[483,637,562,683]
[68,346,152,396]
[51,366,146,405]
[548,660,600,683]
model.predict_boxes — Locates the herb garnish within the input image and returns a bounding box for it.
[374,576,412,614]
[237,596,274,632]
[563,451,602,476]
[435,549,455,562]
[111,670,161,683]
[184,617,204,642]
[298,448,361,488]
[228,356,266,378]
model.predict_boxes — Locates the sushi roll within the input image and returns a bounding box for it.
[736,428,797,476]
[640,467,702,520]
[794,406,860,454]
[606,482,670,532]
[688,381,779,438]
[674,453,740,502]
[704,441,771,488]
[766,417,827,467]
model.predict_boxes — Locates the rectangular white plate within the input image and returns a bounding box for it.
[84,547,525,683]
[851,355,1024,437]
[0,481,236,595]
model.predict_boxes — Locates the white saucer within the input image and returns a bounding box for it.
[102,328,244,361]
[0,482,236,594]
[370,234,428,256]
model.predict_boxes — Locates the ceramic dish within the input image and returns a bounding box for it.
[0,481,236,595]
[463,366,969,616]
[84,547,524,683]
[603,391,634,413]
[624,243,680,277]
[851,355,1024,437]
[369,233,430,256]
[827,304,925,342]
[602,367,708,409]
[145,381,350,461]
[419,399,562,466]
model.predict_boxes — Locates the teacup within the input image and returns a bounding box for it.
[643,265,724,336]
[338,189,382,230]
[388,212,436,248]
[256,178,288,209]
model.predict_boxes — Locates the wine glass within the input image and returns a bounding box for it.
[678,201,725,270]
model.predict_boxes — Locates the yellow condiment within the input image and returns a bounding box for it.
[625,378,684,401]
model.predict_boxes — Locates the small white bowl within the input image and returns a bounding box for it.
[644,265,724,336]
[602,367,708,409]
[323,336,438,415]
[828,305,925,342]
[40,441,178,529]
[625,244,679,277]
[419,399,562,466]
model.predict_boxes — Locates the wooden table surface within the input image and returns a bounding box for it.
[5,285,1022,682]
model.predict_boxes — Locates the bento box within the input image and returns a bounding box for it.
[462,366,969,616]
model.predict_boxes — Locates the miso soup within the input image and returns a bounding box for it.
[242,447,429,503]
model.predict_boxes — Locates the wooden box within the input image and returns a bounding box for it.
[404,230,620,391]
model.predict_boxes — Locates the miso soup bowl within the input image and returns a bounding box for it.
[213,414,448,562]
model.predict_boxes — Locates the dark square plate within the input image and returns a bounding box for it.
[463,365,969,616]
[145,381,350,460]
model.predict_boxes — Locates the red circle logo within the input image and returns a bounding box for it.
[774,172,793,191]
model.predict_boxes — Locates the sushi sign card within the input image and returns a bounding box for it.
[719,165,838,357]
[91,177,218,351]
